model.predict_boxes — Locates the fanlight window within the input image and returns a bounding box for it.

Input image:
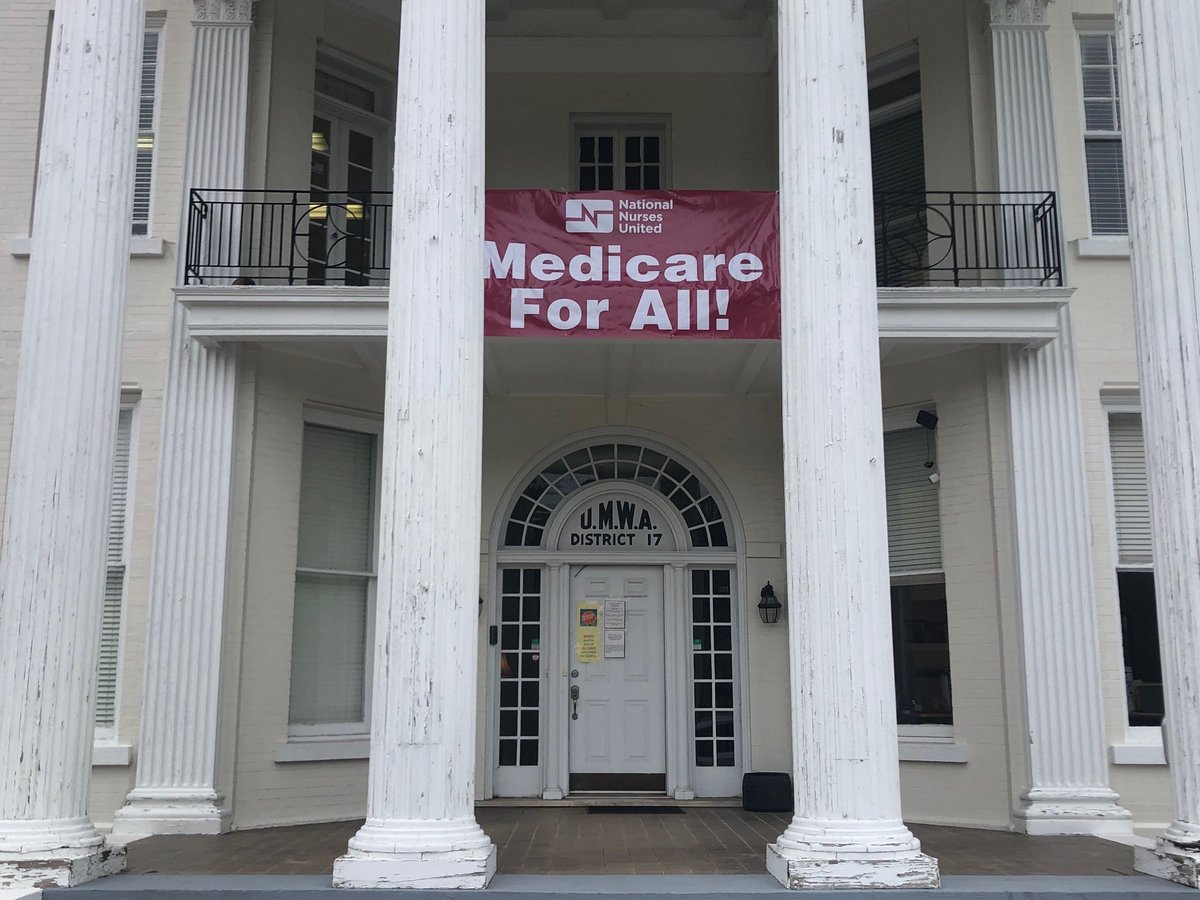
[504,442,729,549]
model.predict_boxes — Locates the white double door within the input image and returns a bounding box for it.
[568,566,667,790]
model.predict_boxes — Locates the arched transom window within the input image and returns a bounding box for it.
[504,442,730,549]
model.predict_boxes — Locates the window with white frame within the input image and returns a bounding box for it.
[96,404,135,735]
[1079,31,1128,236]
[884,421,953,729]
[1108,412,1163,727]
[572,118,669,191]
[132,16,164,236]
[287,416,379,734]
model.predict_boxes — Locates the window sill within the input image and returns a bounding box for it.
[92,742,133,767]
[1073,236,1130,259]
[1110,742,1166,766]
[898,739,969,763]
[275,735,369,763]
[10,235,166,258]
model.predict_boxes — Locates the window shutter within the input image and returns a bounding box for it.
[1084,139,1128,235]
[1109,413,1153,565]
[289,424,375,726]
[884,428,943,572]
[96,408,133,729]
[132,24,162,236]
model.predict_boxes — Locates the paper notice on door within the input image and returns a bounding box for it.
[604,598,627,630]
[576,604,601,663]
[603,629,626,659]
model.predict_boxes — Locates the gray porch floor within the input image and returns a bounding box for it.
[115,807,1139,878]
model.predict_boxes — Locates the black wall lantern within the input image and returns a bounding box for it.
[758,582,782,624]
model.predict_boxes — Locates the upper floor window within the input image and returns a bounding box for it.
[572,117,670,191]
[132,17,164,236]
[1079,32,1128,235]
[869,62,927,286]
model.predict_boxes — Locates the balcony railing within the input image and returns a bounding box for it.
[874,191,1062,287]
[185,189,1062,289]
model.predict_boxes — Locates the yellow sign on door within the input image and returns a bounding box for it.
[576,603,601,663]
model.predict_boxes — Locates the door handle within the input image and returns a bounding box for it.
[570,684,580,720]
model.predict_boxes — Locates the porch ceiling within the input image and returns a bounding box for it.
[345,0,775,34]
[254,336,986,399]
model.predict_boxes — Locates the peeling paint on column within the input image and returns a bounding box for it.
[332,0,496,889]
[0,0,142,889]
[765,0,937,890]
[1117,0,1200,887]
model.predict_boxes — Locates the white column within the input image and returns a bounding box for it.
[988,0,1131,835]
[112,0,251,837]
[332,0,493,890]
[768,0,938,890]
[0,0,141,888]
[1115,1,1200,886]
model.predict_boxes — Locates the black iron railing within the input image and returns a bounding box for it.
[185,189,393,286]
[185,189,1063,289]
[874,191,1062,287]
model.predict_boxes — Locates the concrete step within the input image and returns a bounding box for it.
[45,873,1196,900]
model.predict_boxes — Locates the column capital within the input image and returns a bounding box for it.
[193,0,253,25]
[987,0,1052,26]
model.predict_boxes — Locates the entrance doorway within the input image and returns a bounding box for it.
[488,433,747,801]
[568,566,667,793]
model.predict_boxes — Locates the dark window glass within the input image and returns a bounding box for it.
[1119,571,1163,726]
[891,582,953,725]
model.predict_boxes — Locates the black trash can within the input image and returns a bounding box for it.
[741,771,793,812]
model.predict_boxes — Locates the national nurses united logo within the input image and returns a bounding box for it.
[564,198,614,234]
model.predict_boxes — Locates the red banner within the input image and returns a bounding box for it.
[485,190,780,339]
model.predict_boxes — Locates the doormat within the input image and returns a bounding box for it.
[586,805,684,815]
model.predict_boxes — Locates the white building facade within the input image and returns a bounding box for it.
[1,0,1199,891]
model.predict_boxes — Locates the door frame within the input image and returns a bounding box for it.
[485,429,750,801]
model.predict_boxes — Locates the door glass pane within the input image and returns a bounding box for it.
[691,569,737,767]
[498,568,541,767]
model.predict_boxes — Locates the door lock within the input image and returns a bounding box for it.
[570,684,580,720]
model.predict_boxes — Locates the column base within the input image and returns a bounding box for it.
[766,843,939,890]
[111,789,231,836]
[333,818,496,889]
[0,843,126,890]
[1135,824,1200,889]
[333,845,497,890]
[1013,788,1132,835]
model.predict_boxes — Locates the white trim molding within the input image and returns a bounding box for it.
[1074,237,1130,259]
[178,286,1073,348]
[10,235,166,258]
[898,741,970,764]
[275,737,370,764]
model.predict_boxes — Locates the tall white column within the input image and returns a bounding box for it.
[768,0,938,890]
[1115,2,1200,886]
[112,0,251,837]
[988,0,1131,835]
[0,0,141,888]
[332,0,494,890]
